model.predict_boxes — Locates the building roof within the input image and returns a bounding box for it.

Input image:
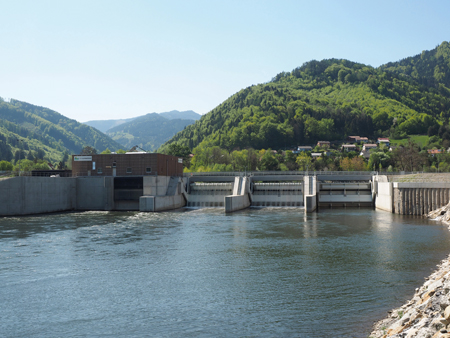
[364,144,378,147]
[342,144,357,148]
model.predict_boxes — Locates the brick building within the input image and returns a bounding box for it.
[72,153,183,177]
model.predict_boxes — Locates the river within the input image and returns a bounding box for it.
[1,208,449,337]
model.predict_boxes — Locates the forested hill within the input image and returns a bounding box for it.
[0,99,122,162]
[106,113,197,152]
[159,41,450,153]
[380,41,450,88]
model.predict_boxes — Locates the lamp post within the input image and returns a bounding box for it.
[16,138,21,176]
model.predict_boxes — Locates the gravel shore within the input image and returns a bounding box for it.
[369,203,450,338]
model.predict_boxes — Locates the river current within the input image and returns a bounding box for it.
[1,208,450,338]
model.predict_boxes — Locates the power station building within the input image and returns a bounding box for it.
[71,153,183,177]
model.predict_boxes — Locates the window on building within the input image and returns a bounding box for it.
[112,161,116,168]
[146,167,152,173]
[126,167,132,174]
[97,168,103,174]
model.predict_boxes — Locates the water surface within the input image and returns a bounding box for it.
[1,208,449,337]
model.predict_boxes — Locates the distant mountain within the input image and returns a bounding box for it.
[82,117,137,133]
[159,110,201,121]
[0,99,122,162]
[84,110,201,134]
[159,41,450,152]
[106,112,197,151]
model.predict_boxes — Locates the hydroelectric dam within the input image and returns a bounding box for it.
[2,171,450,216]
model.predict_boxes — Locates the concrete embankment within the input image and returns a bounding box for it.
[370,202,450,338]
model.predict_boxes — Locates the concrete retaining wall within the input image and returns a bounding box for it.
[305,195,317,212]
[225,194,251,213]
[140,195,186,212]
[0,177,76,216]
[143,176,171,196]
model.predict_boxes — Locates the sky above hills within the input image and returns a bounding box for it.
[1,0,449,122]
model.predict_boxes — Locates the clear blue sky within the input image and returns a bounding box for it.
[0,0,449,122]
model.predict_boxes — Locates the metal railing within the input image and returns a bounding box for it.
[0,171,73,177]
[184,170,378,177]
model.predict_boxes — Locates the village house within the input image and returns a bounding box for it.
[362,144,378,151]
[293,146,313,154]
[377,138,390,147]
[347,136,369,144]
[342,144,357,152]
[316,141,330,147]
[359,144,377,159]
[427,149,443,157]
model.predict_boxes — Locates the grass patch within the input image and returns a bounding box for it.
[390,135,430,147]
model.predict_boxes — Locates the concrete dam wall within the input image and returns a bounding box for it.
[0,176,76,216]
[3,172,450,216]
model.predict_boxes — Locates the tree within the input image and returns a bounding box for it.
[285,150,298,170]
[0,160,13,171]
[393,140,427,171]
[259,149,278,171]
[26,151,34,161]
[368,151,391,171]
[101,148,111,154]
[166,143,192,168]
[296,153,312,171]
[80,146,97,155]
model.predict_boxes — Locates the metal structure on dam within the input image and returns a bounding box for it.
[183,171,376,212]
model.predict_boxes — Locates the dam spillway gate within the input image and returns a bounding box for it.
[182,171,376,211]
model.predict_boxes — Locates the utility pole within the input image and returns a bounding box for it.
[16,138,21,176]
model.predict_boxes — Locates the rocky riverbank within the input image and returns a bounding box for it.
[370,202,450,338]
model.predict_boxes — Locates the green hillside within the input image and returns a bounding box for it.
[0,99,122,163]
[107,113,196,151]
[380,41,450,88]
[159,42,450,153]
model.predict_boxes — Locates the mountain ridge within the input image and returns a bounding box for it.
[106,112,197,152]
[0,98,122,162]
[84,110,201,133]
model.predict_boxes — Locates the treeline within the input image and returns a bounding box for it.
[166,140,450,173]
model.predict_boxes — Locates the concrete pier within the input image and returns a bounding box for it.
[225,177,251,213]
[303,175,317,212]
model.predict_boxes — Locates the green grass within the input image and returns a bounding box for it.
[390,135,430,147]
